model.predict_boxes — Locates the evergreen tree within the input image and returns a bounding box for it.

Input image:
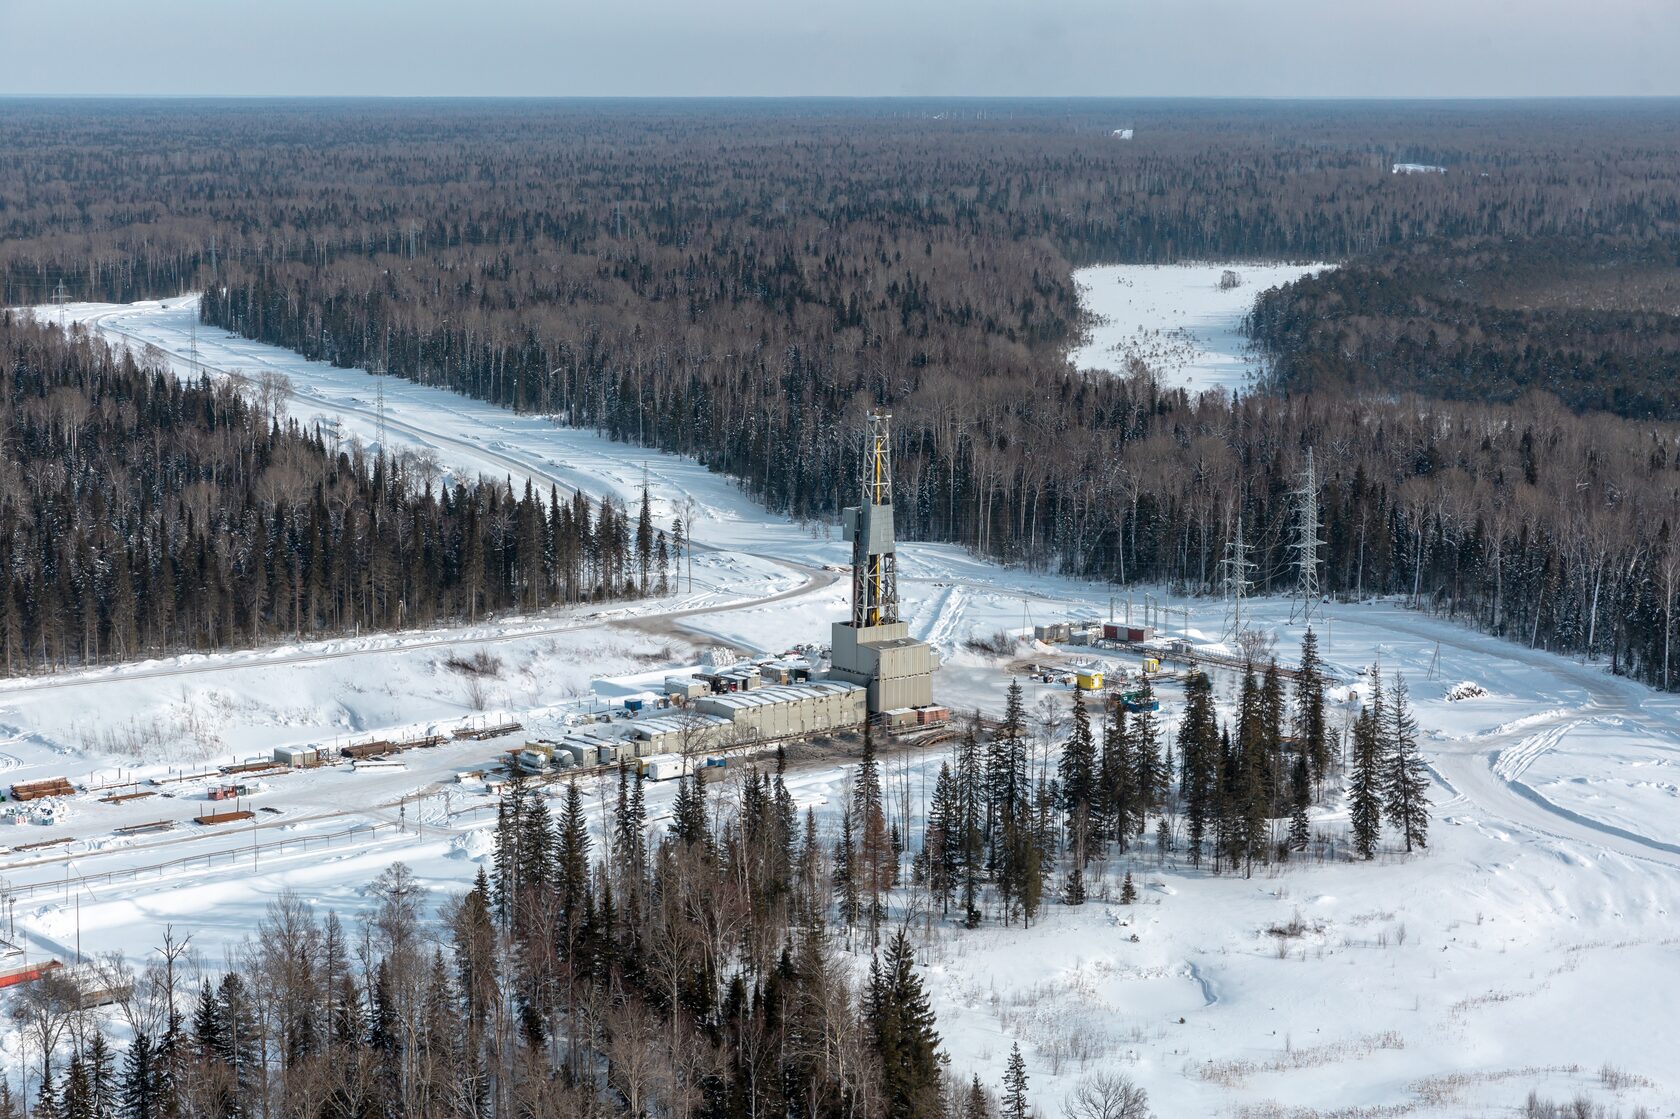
[1349,705,1384,859]
[34,1063,59,1119]
[962,1075,991,1119]
[1296,628,1329,784]
[120,1033,157,1119]
[1001,1043,1030,1119]
[1178,672,1219,867]
[1287,751,1312,853]
[1097,700,1130,852]
[557,779,593,927]
[1059,692,1097,890]
[84,1035,115,1119]
[923,762,959,913]
[866,929,943,1119]
[1383,673,1431,852]
[1120,870,1138,905]
[1131,674,1163,820]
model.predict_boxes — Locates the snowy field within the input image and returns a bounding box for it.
[1069,262,1331,392]
[3,291,1678,1114]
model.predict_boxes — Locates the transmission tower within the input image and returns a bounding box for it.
[375,367,387,451]
[1290,446,1325,624]
[52,278,69,330]
[1221,510,1255,641]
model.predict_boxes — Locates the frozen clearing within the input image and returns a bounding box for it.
[1069,262,1331,392]
[2,294,1677,1114]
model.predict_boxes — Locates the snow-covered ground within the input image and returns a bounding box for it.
[4,290,1678,1115]
[1069,262,1331,392]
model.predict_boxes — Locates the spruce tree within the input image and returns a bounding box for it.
[1120,870,1138,904]
[1001,1043,1030,1119]
[1383,673,1431,852]
[34,1064,59,1119]
[1287,751,1312,854]
[1098,700,1130,853]
[1178,671,1218,867]
[1059,692,1096,880]
[1349,706,1384,860]
[867,929,943,1119]
[962,1075,991,1119]
[1131,673,1163,822]
[119,1033,157,1119]
[1296,628,1329,784]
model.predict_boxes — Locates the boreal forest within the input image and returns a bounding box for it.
[5,100,1680,686]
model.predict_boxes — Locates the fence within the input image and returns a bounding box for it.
[0,821,399,901]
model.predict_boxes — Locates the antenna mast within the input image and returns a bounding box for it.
[1290,447,1324,624]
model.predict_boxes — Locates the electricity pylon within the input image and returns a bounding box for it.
[1291,447,1324,624]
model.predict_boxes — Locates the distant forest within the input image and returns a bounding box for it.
[0,313,655,670]
[1249,235,1680,418]
[7,100,1680,685]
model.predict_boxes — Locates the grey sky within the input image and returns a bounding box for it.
[2,0,1676,98]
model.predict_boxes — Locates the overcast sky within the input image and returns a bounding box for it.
[2,0,1676,98]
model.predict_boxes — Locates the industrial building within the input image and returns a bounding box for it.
[630,680,865,756]
[829,412,940,713]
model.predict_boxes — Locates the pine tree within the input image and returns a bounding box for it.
[962,1074,991,1119]
[1120,870,1138,905]
[1001,1043,1030,1119]
[1349,705,1383,860]
[1383,673,1430,852]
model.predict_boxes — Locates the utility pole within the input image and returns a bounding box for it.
[1291,447,1324,625]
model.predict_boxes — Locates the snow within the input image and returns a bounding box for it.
[1068,262,1331,393]
[4,293,1679,1114]
[1394,162,1448,174]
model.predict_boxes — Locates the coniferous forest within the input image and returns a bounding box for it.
[4,629,1437,1119]
[6,100,1680,686]
[0,311,654,669]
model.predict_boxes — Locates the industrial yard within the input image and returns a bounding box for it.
[2,285,1677,1114]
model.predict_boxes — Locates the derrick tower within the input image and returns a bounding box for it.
[830,412,938,714]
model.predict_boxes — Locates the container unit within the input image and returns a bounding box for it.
[915,705,951,725]
[664,675,707,699]
[513,744,556,774]
[273,745,319,767]
[1126,625,1153,643]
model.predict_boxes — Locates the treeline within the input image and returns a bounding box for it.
[8,628,1428,1119]
[12,101,1680,686]
[0,313,662,671]
[1248,235,1680,419]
